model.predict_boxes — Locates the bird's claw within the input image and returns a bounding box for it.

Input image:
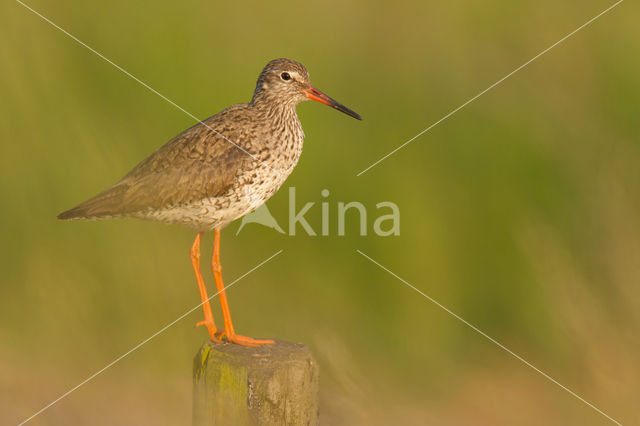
[222,332,275,348]
[196,320,223,343]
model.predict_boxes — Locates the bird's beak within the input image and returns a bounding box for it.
[304,87,362,120]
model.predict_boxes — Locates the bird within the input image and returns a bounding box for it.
[58,58,362,347]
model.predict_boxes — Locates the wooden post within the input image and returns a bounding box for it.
[193,339,319,426]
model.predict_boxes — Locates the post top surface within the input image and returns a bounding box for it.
[197,339,314,370]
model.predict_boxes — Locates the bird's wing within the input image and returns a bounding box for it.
[59,106,257,219]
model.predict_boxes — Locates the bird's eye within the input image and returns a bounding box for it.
[280,72,291,81]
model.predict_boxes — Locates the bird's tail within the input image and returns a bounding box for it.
[57,184,127,220]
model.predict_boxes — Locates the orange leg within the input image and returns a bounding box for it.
[191,232,221,343]
[212,228,274,347]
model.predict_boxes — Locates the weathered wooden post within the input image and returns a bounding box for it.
[193,339,319,425]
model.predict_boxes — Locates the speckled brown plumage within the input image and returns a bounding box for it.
[58,59,360,230]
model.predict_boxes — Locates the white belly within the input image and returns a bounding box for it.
[139,161,293,231]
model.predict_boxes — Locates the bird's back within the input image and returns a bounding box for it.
[58,103,276,222]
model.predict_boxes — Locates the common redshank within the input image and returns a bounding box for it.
[58,58,361,347]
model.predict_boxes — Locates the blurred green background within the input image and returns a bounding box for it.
[1,0,638,424]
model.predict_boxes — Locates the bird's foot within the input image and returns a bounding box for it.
[223,332,275,348]
[196,320,223,343]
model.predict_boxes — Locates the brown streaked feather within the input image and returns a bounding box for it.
[58,105,256,220]
[58,58,359,229]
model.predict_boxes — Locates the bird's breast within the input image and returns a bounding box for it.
[192,122,304,229]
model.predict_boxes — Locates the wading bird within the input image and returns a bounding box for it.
[58,58,361,347]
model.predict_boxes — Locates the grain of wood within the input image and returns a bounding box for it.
[193,339,319,425]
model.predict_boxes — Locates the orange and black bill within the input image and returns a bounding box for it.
[304,87,362,120]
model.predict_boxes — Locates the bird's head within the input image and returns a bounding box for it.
[251,58,361,120]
